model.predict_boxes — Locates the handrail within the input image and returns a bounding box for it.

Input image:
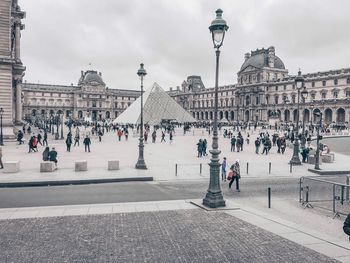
[301,176,350,187]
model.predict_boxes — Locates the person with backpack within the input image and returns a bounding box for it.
[229,159,241,192]
[66,136,72,152]
[48,147,58,165]
[43,131,48,146]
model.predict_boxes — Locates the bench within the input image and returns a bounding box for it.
[108,160,120,170]
[40,161,56,172]
[75,160,87,172]
[3,161,20,173]
[308,154,323,165]
[321,153,335,163]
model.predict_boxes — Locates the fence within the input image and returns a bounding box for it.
[299,176,350,218]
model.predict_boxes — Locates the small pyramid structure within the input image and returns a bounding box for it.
[113,82,196,125]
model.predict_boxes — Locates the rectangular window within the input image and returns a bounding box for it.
[334,79,338,85]
[334,92,338,98]
[346,91,350,97]
[311,93,316,100]
[283,85,286,90]
[322,93,326,99]
[292,95,296,103]
[275,86,278,91]
[312,82,315,87]
[322,80,326,86]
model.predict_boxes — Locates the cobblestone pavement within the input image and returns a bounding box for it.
[0,209,338,263]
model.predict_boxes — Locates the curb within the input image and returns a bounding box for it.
[308,168,350,175]
[0,177,153,188]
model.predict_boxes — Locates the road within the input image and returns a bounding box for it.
[0,177,300,208]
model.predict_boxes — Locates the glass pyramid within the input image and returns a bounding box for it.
[113,82,196,125]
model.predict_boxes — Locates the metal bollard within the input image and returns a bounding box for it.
[200,163,202,175]
[305,186,309,203]
[290,163,293,173]
[341,185,345,205]
[246,162,249,175]
[268,187,271,208]
[175,163,178,176]
[269,162,271,174]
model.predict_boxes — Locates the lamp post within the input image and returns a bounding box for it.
[0,108,4,146]
[300,90,308,149]
[135,63,147,170]
[203,9,228,208]
[60,113,64,139]
[289,70,308,165]
[55,113,59,140]
[314,111,323,170]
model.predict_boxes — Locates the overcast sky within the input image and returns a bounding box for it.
[21,0,350,91]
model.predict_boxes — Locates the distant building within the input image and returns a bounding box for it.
[169,46,350,125]
[22,70,140,121]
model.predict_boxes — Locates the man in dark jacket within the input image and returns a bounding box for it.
[343,213,350,241]
[48,147,58,164]
[83,135,91,152]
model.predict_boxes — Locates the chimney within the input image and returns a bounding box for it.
[268,46,275,68]
[177,86,180,91]
[244,53,250,60]
[170,87,173,91]
[81,70,84,77]
[99,72,102,76]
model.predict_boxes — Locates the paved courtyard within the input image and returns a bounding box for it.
[0,208,339,263]
[1,126,349,185]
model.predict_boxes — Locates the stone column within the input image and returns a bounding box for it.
[15,79,22,124]
[15,21,21,60]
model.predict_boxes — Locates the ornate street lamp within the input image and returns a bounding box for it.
[135,63,147,169]
[290,70,307,165]
[55,113,59,140]
[300,87,309,149]
[203,9,228,208]
[0,108,4,146]
[314,111,323,170]
[60,112,64,139]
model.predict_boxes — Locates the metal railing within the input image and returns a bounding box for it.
[299,176,350,218]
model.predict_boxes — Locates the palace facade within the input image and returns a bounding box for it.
[22,70,140,121]
[169,46,350,126]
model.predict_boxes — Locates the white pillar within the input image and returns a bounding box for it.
[15,22,21,60]
[15,79,22,124]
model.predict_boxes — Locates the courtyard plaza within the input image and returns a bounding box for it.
[1,126,350,262]
[1,125,350,185]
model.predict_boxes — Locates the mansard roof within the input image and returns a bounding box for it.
[240,48,285,71]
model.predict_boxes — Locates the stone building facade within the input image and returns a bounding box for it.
[169,46,350,126]
[22,70,140,122]
[0,0,25,133]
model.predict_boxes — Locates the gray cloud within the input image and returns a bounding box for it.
[21,0,350,90]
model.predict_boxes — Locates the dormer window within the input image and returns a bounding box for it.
[334,79,338,85]
[322,80,326,86]
[333,91,338,98]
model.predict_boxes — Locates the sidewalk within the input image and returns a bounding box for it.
[0,199,348,262]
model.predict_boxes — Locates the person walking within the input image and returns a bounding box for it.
[281,137,286,154]
[221,157,227,181]
[17,130,24,145]
[117,129,123,141]
[37,132,43,146]
[254,137,261,154]
[230,136,236,152]
[43,131,48,146]
[98,129,103,142]
[343,213,350,241]
[65,136,72,152]
[161,131,166,142]
[0,146,3,169]
[74,133,80,146]
[229,160,241,192]
[152,130,156,143]
[42,146,50,161]
[197,139,203,157]
[124,129,129,141]
[169,131,173,144]
[83,135,91,152]
[203,139,208,156]
[28,136,34,153]
[144,130,148,143]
